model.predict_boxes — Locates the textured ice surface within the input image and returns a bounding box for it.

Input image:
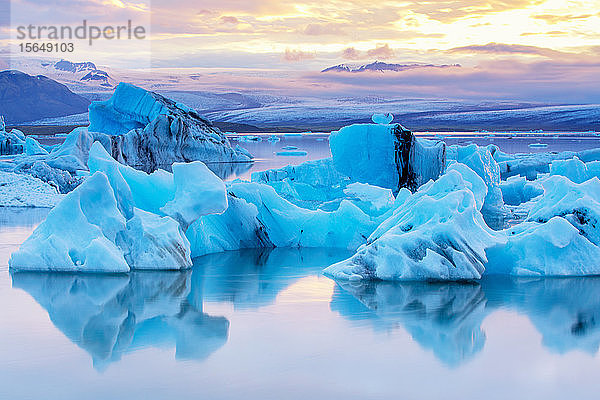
[25,136,48,156]
[492,145,600,180]
[486,175,600,276]
[486,217,600,276]
[371,113,394,124]
[324,166,502,281]
[447,144,504,212]
[9,172,131,272]
[0,170,64,207]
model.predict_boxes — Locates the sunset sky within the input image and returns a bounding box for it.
[2,0,600,101]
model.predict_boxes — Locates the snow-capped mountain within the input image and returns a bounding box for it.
[321,61,460,73]
[10,59,115,89]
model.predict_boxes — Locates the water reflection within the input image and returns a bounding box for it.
[192,247,352,308]
[331,277,600,366]
[10,248,351,369]
[11,249,600,371]
[10,270,229,370]
[331,281,488,366]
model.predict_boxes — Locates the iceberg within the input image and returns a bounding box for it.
[9,143,195,272]
[25,136,49,156]
[371,113,394,124]
[160,161,228,229]
[486,217,600,276]
[486,175,600,276]
[89,83,251,171]
[329,123,446,192]
[186,182,381,257]
[324,166,503,281]
[447,144,504,212]
[9,172,131,272]
[491,145,600,180]
[251,158,351,209]
[0,118,25,155]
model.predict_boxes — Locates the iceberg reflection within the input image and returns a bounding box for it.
[330,277,600,366]
[10,270,229,370]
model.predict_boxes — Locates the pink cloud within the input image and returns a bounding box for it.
[283,48,316,62]
[366,44,394,59]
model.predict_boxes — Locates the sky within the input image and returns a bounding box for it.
[2,0,600,102]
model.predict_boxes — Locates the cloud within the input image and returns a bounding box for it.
[283,48,315,62]
[220,16,239,25]
[533,13,594,24]
[341,47,362,60]
[366,44,394,59]
[448,42,564,58]
[303,23,345,36]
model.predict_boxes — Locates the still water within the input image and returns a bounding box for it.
[2,134,600,399]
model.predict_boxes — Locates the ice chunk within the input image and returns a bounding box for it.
[88,141,175,217]
[324,167,503,281]
[0,170,64,208]
[160,161,227,228]
[447,144,504,212]
[491,145,600,180]
[329,124,445,192]
[343,182,395,212]
[25,136,48,156]
[11,147,197,272]
[9,172,130,272]
[89,83,251,171]
[186,182,380,257]
[550,157,591,183]
[0,123,26,155]
[118,208,192,270]
[500,175,543,206]
[251,158,351,209]
[486,217,600,276]
[371,113,393,124]
[527,175,600,246]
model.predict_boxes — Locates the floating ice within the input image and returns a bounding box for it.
[160,161,227,228]
[9,145,196,272]
[276,150,307,156]
[330,123,445,192]
[186,182,380,257]
[89,83,252,171]
[9,172,131,272]
[371,113,394,124]
[25,136,48,156]
[251,158,351,209]
[486,217,600,276]
[324,166,503,281]
[447,144,504,212]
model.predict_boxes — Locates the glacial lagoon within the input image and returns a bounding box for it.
[2,133,600,399]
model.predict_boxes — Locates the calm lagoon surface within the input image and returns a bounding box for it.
[2,133,600,400]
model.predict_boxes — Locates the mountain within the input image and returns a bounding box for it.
[321,61,460,73]
[0,70,91,124]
